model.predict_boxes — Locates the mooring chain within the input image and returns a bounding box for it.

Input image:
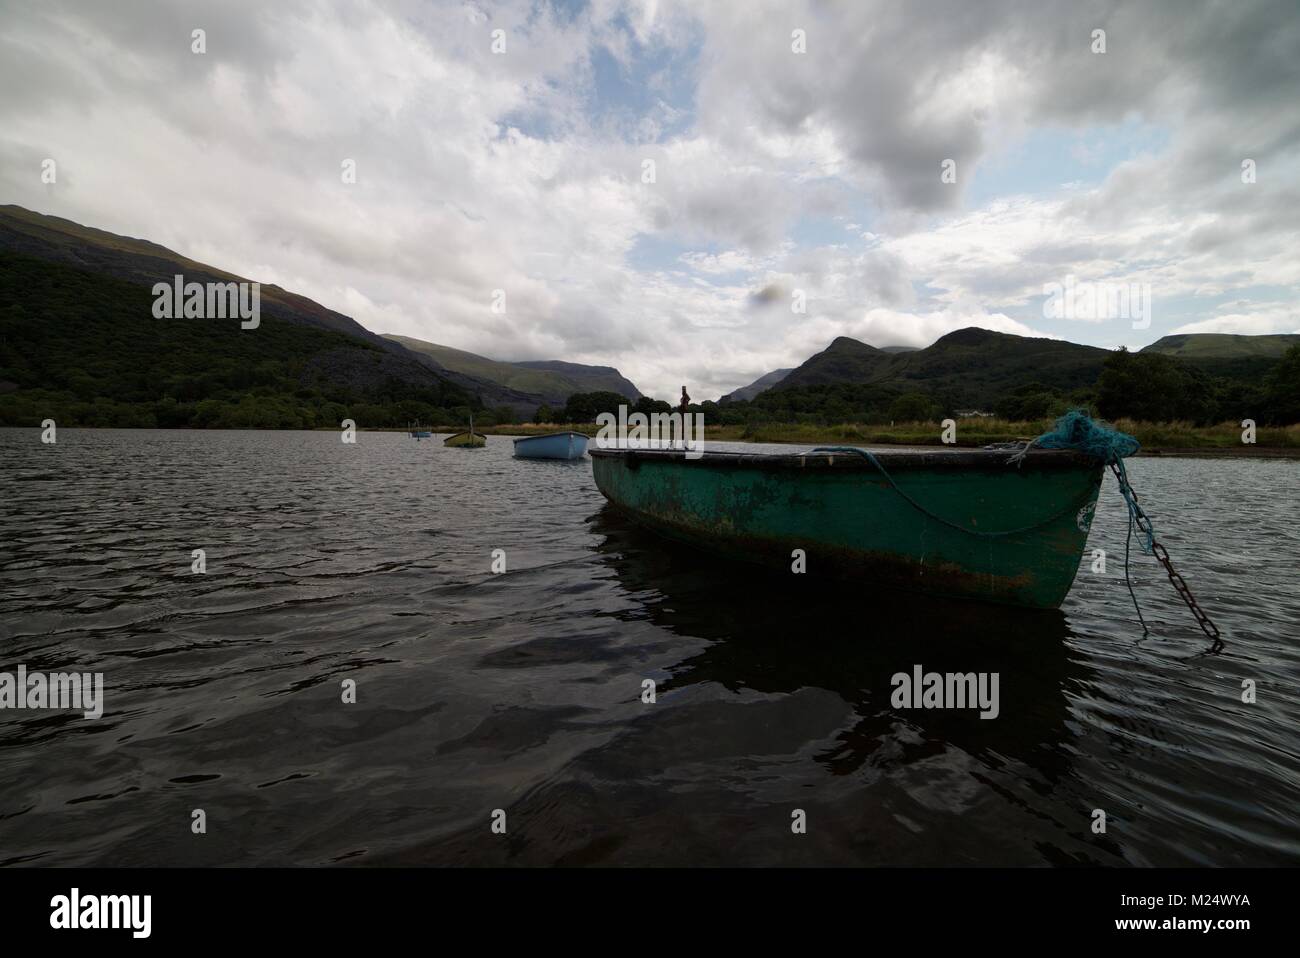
[1107,462,1222,645]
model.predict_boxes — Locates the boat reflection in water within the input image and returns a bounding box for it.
[384,508,1112,867]
[588,506,1092,784]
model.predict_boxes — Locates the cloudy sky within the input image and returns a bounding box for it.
[2,0,1297,399]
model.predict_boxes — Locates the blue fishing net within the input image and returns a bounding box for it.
[1011,409,1148,546]
[1030,408,1140,462]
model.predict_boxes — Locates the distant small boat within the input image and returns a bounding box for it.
[407,421,432,439]
[513,431,589,460]
[590,445,1105,609]
[444,413,486,448]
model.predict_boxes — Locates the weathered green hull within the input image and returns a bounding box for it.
[590,447,1105,609]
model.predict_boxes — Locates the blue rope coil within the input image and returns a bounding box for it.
[1011,409,1150,551]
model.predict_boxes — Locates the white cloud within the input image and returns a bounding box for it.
[1,0,1296,400]
[1172,307,1300,336]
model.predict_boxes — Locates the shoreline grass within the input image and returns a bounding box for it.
[464,418,1300,454]
[16,420,1293,454]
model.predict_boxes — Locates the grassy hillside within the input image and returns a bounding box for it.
[1141,333,1300,359]
[0,205,551,414]
[383,336,562,394]
[0,251,475,428]
[1140,332,1300,381]
[0,204,383,340]
[512,359,640,400]
[383,335,640,404]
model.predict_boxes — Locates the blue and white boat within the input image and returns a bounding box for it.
[513,431,589,460]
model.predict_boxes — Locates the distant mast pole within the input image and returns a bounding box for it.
[678,385,691,450]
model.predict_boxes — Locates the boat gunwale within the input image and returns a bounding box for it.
[443,431,488,447]
[512,431,591,445]
[588,446,1100,471]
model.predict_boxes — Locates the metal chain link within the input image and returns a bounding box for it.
[1108,462,1223,647]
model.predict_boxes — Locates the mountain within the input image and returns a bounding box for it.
[383,335,640,406]
[0,205,539,426]
[727,332,1099,407]
[719,368,793,403]
[0,204,540,405]
[1140,333,1300,381]
[0,205,407,345]
[766,328,1110,410]
[1141,332,1299,359]
[882,328,1108,401]
[513,360,641,401]
[778,336,894,389]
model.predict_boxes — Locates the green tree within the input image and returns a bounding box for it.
[1096,349,1217,422]
[889,392,937,422]
[633,396,671,416]
[1261,345,1300,425]
[561,390,628,423]
[995,382,1063,420]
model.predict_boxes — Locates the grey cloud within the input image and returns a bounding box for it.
[856,249,911,307]
[2,0,1297,399]
[692,0,1300,215]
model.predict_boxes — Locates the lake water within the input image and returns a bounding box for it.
[1,428,1297,866]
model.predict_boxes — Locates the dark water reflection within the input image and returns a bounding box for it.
[592,510,1083,781]
[0,429,1296,866]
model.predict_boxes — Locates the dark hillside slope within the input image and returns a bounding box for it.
[0,250,471,428]
[0,205,537,413]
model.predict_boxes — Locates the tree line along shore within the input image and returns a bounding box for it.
[432,418,1300,454]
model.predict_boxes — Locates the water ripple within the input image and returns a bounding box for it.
[1,428,1296,865]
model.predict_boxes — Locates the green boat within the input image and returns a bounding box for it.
[445,413,487,448]
[589,445,1105,609]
